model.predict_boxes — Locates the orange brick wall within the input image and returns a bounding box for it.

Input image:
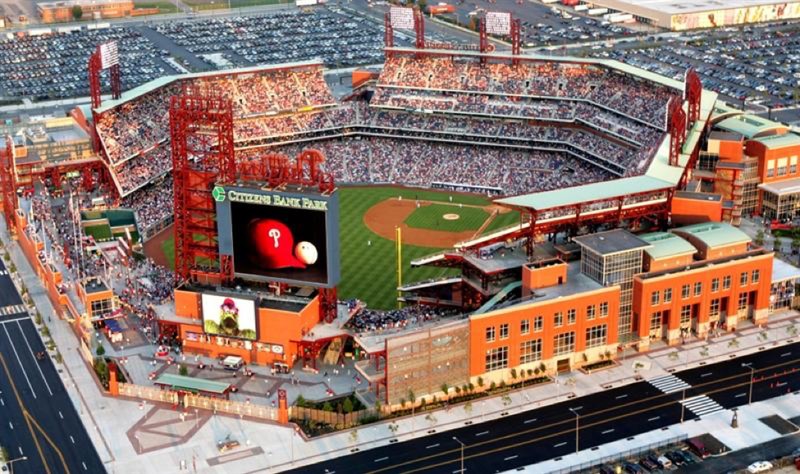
[522,261,567,296]
[748,139,800,184]
[468,286,620,377]
[670,196,723,225]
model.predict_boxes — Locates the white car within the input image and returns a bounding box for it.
[747,461,773,473]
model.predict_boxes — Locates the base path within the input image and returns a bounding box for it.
[364,198,499,248]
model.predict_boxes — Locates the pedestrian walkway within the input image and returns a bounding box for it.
[681,395,725,417]
[648,374,691,394]
[0,304,26,315]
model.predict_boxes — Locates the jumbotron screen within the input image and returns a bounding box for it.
[215,186,340,287]
[201,293,258,340]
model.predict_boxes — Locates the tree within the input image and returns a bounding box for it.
[754,229,765,246]
[417,0,427,13]
[0,445,8,462]
[71,5,83,20]
[463,401,473,417]
[179,364,188,376]
[96,344,105,356]
[349,429,359,447]
[322,401,333,412]
[425,413,437,428]
[407,389,416,407]
[440,383,449,396]
[342,397,354,414]
[501,394,512,406]
[477,377,484,389]
[388,423,399,435]
[295,395,307,408]
[510,368,517,380]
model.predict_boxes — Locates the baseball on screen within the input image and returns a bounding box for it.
[201,293,258,340]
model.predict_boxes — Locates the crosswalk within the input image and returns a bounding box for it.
[647,374,691,394]
[0,269,8,276]
[0,304,27,316]
[680,395,725,417]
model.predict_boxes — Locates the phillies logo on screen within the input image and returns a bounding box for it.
[248,218,318,270]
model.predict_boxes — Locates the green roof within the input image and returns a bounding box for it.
[710,103,742,123]
[496,175,673,211]
[639,232,696,260]
[672,222,751,249]
[154,373,231,394]
[716,113,786,139]
[751,133,800,150]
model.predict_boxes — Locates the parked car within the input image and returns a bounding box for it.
[656,455,673,469]
[665,451,685,466]
[623,461,644,474]
[747,461,773,473]
[639,456,659,471]
[685,438,710,458]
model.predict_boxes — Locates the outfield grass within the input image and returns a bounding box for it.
[481,210,521,235]
[182,0,282,10]
[84,224,113,242]
[404,204,488,233]
[134,1,179,13]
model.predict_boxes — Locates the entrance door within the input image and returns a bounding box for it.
[556,358,571,373]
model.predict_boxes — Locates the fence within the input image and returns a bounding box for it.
[549,434,689,474]
[289,406,376,429]
[184,394,277,422]
[119,383,179,405]
[139,215,174,243]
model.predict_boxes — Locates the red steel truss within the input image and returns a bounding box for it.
[479,18,488,63]
[384,12,394,52]
[685,68,703,126]
[511,18,522,63]
[170,91,236,284]
[669,97,687,167]
[414,8,425,49]
[0,136,18,235]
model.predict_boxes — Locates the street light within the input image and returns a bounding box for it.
[452,436,465,474]
[7,456,28,474]
[568,408,580,454]
[742,362,756,405]
[680,387,686,423]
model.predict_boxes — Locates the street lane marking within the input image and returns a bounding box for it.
[700,372,713,378]
[0,316,31,325]
[426,444,439,449]
[524,418,537,424]
[602,429,615,434]
[554,442,567,448]
[9,421,13,429]
[735,392,747,398]
[648,416,660,422]
[475,431,489,437]
[58,411,63,419]
[374,457,388,462]
[781,352,792,357]
[17,321,53,396]
[83,461,88,470]
[366,354,800,474]
[571,406,583,411]
[504,455,518,461]
[615,394,628,399]
[3,324,36,399]
[18,446,23,455]
[70,435,75,444]
[1,397,4,406]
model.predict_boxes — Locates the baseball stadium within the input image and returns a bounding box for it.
[5,8,798,410]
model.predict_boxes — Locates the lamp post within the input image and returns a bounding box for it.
[742,362,755,405]
[7,456,28,474]
[568,407,580,454]
[452,436,465,474]
[680,387,686,423]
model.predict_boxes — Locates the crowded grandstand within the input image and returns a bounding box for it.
[91,49,683,239]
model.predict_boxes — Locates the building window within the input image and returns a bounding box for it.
[711,278,719,292]
[664,288,672,303]
[740,272,748,286]
[500,323,509,340]
[649,311,662,331]
[485,346,508,372]
[752,270,760,283]
[520,319,530,336]
[553,332,576,356]
[486,326,495,343]
[554,312,563,327]
[710,298,720,318]
[91,298,113,319]
[680,305,691,325]
[682,284,690,299]
[534,316,543,332]
[567,309,576,325]
[723,275,731,290]
[585,324,608,349]
[519,339,542,364]
[586,305,596,320]
[651,291,659,306]
[694,282,702,296]
[738,292,748,310]
[600,302,608,318]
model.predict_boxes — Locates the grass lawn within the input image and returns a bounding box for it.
[156,187,493,309]
[134,1,179,13]
[481,210,521,235]
[404,204,489,233]
[84,224,113,242]
[182,0,282,10]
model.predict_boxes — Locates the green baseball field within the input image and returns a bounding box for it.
[151,186,519,309]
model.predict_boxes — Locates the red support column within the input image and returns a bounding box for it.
[668,98,687,167]
[0,136,18,236]
[511,18,521,63]
[479,19,488,65]
[414,8,425,49]
[110,63,122,100]
[384,12,394,52]
[88,52,102,110]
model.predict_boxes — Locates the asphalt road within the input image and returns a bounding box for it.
[0,258,105,474]
[285,341,800,474]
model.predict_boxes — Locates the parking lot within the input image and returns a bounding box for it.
[589,23,800,109]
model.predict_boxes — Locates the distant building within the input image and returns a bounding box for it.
[37,0,134,23]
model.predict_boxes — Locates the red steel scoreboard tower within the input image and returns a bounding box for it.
[0,136,17,236]
[88,41,122,152]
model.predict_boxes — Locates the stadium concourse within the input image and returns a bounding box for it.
[93,48,681,243]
